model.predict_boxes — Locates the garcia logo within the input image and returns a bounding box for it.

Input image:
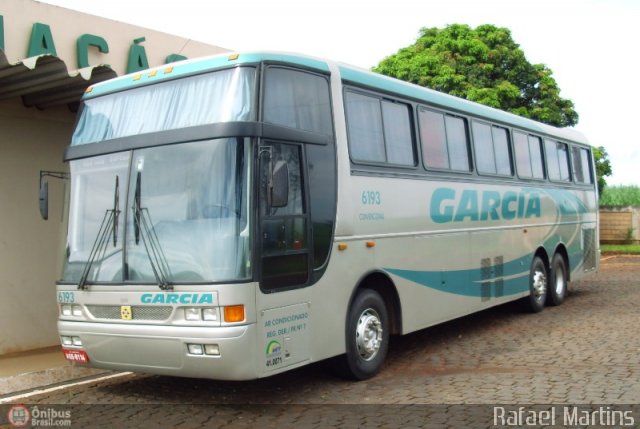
[140,293,214,305]
[430,188,541,223]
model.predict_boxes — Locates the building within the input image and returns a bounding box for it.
[0,0,227,355]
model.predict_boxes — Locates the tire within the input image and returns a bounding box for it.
[333,289,390,380]
[547,253,568,306]
[525,255,548,313]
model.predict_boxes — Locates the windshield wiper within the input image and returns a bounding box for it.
[78,176,121,290]
[132,171,173,290]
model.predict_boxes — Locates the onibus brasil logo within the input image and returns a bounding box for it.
[7,405,30,427]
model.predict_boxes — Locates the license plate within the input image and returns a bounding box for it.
[62,348,89,363]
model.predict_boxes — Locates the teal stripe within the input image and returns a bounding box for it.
[384,254,530,298]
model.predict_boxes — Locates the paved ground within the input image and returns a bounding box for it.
[1,256,639,428]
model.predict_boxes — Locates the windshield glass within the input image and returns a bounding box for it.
[71,67,255,146]
[61,138,251,284]
[63,153,130,283]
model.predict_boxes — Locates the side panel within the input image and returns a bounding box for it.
[330,173,597,336]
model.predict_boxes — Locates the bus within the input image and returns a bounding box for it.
[53,52,598,381]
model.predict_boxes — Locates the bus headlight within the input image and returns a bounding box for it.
[202,308,217,321]
[185,308,201,321]
[61,305,83,317]
[61,305,72,316]
[61,336,73,346]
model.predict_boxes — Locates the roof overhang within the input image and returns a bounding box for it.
[0,49,116,111]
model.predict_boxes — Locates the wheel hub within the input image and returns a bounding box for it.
[355,309,383,361]
[532,270,547,298]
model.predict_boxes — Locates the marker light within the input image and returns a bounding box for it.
[185,308,201,321]
[224,305,245,323]
[187,344,203,355]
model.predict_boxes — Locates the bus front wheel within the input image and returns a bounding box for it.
[335,288,389,380]
[526,255,548,313]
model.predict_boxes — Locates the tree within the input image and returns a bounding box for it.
[593,146,612,195]
[374,24,579,127]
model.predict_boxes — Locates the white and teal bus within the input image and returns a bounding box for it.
[54,52,598,380]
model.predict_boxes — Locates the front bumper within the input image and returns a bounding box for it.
[58,320,259,380]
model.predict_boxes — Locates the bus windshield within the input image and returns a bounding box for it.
[71,67,255,146]
[62,138,251,285]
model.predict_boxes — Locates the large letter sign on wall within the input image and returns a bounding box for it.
[0,14,195,73]
[127,37,149,73]
[76,34,109,68]
[27,23,57,57]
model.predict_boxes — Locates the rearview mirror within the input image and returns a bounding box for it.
[39,181,49,220]
[38,171,70,221]
[270,160,289,208]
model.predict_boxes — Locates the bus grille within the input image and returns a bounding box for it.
[85,305,173,321]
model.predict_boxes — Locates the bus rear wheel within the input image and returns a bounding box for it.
[526,255,548,313]
[547,253,568,306]
[335,288,389,380]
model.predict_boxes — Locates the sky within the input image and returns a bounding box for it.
[41,0,640,186]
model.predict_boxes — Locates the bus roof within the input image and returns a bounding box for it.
[83,51,589,146]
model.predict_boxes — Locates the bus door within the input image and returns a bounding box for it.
[256,141,312,374]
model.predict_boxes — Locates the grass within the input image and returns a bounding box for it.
[601,244,640,255]
[600,185,640,206]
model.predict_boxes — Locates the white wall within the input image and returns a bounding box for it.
[0,98,73,354]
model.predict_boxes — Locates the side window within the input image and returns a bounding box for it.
[382,101,414,165]
[572,146,593,184]
[419,108,471,172]
[344,91,415,166]
[493,127,513,176]
[263,67,332,136]
[514,131,544,179]
[345,92,385,162]
[472,121,513,176]
[545,139,571,182]
[529,135,545,179]
[260,143,309,291]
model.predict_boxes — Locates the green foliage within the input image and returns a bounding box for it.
[600,185,640,207]
[593,146,613,195]
[374,24,579,127]
[601,244,640,255]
